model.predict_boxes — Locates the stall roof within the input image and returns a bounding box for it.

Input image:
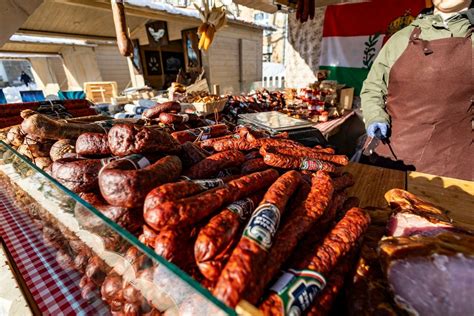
[1,0,271,54]
[234,0,362,13]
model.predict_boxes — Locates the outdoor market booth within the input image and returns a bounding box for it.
[0,0,473,316]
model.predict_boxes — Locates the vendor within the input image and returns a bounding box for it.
[360,0,473,181]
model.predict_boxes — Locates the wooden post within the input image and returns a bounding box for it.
[212,84,220,96]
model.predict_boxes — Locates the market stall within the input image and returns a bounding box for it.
[0,0,473,315]
[0,94,472,315]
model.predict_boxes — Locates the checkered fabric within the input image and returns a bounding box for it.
[0,191,109,315]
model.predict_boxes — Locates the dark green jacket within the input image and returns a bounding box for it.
[361,8,473,128]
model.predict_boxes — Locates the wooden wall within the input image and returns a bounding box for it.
[132,21,263,94]
[95,45,131,91]
[207,25,263,94]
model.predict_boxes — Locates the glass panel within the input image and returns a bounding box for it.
[0,140,234,315]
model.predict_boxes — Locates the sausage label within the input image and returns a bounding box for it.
[270,269,326,316]
[192,178,225,190]
[243,203,280,250]
[227,198,255,221]
[300,159,323,171]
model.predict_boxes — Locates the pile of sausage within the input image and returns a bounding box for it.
[3,114,372,315]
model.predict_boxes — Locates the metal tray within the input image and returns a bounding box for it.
[238,111,314,132]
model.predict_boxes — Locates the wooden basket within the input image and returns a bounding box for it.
[192,99,227,116]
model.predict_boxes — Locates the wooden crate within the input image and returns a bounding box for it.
[84,81,118,104]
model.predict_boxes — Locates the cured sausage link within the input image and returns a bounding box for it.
[246,171,334,304]
[213,171,302,308]
[264,146,349,166]
[259,207,371,316]
[261,145,337,172]
[195,193,264,281]
[184,150,245,179]
[144,169,280,231]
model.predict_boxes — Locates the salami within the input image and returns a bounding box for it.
[213,171,302,307]
[263,146,349,166]
[261,145,337,172]
[142,101,181,119]
[199,134,234,149]
[154,228,197,269]
[51,157,102,193]
[211,136,256,152]
[195,193,264,281]
[75,133,111,157]
[246,171,334,304]
[241,158,269,174]
[159,113,199,125]
[259,207,371,316]
[144,176,232,211]
[183,150,245,179]
[108,124,180,156]
[172,124,229,144]
[99,155,182,207]
[313,145,336,155]
[144,169,280,231]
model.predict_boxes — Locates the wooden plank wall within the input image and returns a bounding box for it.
[94,45,131,91]
[207,25,263,94]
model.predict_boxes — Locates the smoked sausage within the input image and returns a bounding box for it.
[261,145,337,172]
[142,101,181,119]
[259,207,371,316]
[241,158,268,174]
[144,169,280,231]
[52,157,102,193]
[99,155,182,207]
[76,133,111,157]
[213,171,302,307]
[108,124,180,157]
[172,124,229,144]
[195,193,264,281]
[183,150,245,179]
[245,171,334,304]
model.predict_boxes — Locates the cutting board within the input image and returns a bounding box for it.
[343,163,406,209]
[407,171,474,230]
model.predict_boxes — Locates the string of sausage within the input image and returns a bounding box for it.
[245,171,334,304]
[183,150,245,179]
[261,146,349,166]
[260,145,338,172]
[213,171,302,307]
[259,207,371,316]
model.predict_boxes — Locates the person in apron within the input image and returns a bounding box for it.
[360,0,473,181]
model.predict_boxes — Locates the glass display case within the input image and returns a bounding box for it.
[0,140,235,315]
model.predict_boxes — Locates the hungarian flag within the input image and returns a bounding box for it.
[319,0,429,95]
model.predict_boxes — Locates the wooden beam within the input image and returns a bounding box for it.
[17,28,117,42]
[0,50,61,58]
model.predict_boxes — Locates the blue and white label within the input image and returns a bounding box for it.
[270,269,326,316]
[242,203,280,250]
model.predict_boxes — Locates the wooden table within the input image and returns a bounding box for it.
[407,172,474,230]
[344,163,406,209]
[345,163,474,228]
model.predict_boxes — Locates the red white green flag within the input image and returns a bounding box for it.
[319,0,429,95]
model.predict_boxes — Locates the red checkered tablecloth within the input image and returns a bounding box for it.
[0,190,110,315]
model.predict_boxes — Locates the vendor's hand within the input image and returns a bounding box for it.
[367,122,389,139]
